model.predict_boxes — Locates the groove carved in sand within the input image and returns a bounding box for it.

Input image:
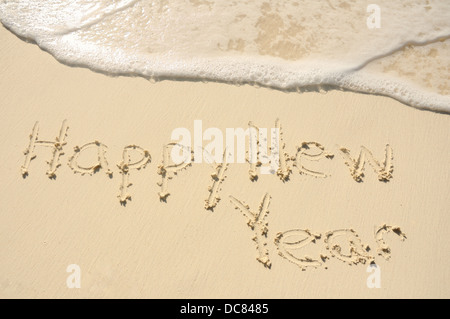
[247,121,261,181]
[247,119,291,181]
[274,229,323,270]
[117,145,151,204]
[375,224,407,261]
[293,142,334,178]
[324,229,374,265]
[68,141,112,176]
[230,193,272,268]
[157,143,193,201]
[340,144,393,182]
[21,120,69,179]
[275,119,292,181]
[205,150,229,210]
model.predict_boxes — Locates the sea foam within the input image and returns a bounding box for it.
[1,0,449,113]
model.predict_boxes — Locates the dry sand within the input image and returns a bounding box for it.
[1,25,449,299]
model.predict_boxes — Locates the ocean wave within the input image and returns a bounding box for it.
[1,0,449,113]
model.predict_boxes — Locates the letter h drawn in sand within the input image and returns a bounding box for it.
[22,120,69,179]
[230,193,272,268]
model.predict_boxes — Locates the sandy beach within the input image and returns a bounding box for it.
[1,22,450,299]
